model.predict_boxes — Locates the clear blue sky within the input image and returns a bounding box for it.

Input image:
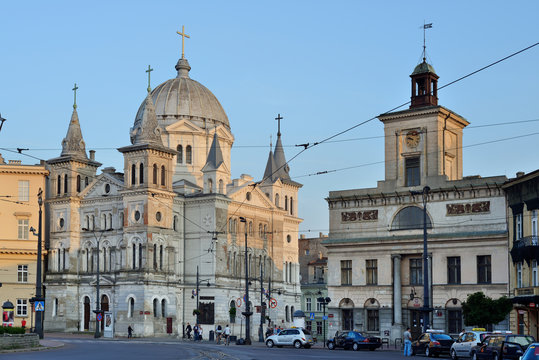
[1,1,538,235]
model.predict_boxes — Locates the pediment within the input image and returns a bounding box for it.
[164,119,204,134]
[80,173,124,199]
[229,182,275,209]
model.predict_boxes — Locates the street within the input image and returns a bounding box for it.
[1,335,412,360]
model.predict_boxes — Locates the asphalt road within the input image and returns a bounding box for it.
[2,336,415,360]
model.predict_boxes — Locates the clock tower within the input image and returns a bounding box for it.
[378,59,469,189]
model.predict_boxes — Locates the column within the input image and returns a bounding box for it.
[392,255,402,324]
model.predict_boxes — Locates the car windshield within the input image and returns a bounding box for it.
[302,329,311,335]
[431,334,452,340]
[507,335,535,346]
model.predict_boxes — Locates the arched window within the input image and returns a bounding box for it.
[229,218,234,233]
[131,164,136,185]
[291,306,295,321]
[248,222,253,236]
[177,145,183,164]
[85,176,89,187]
[230,300,236,323]
[391,206,432,230]
[160,245,163,270]
[139,163,144,184]
[275,193,279,207]
[101,213,106,230]
[259,224,263,238]
[64,174,68,194]
[173,215,178,231]
[285,195,288,211]
[219,179,224,193]
[161,166,166,186]
[108,213,112,230]
[91,215,95,230]
[153,164,158,184]
[233,253,237,276]
[263,225,267,239]
[186,145,192,164]
[77,175,81,192]
[53,298,58,317]
[132,243,136,269]
[128,297,135,318]
[290,197,294,215]
[161,299,166,317]
[153,244,157,270]
[120,212,124,228]
[102,247,107,272]
[57,175,62,195]
[208,178,213,193]
[285,305,289,322]
[138,243,143,269]
[153,298,159,318]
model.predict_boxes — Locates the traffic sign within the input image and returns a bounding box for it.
[269,298,277,309]
[96,313,103,322]
[34,301,45,312]
[322,315,328,320]
[236,298,242,307]
[309,312,315,320]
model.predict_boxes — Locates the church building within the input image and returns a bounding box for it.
[43,33,302,337]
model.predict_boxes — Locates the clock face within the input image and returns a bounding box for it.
[405,131,420,148]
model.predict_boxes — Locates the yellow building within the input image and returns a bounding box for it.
[0,154,48,328]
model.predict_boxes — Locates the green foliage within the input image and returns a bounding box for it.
[462,292,513,328]
[229,307,236,317]
[192,309,200,316]
[0,327,26,334]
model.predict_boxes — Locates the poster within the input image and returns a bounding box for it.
[103,311,114,338]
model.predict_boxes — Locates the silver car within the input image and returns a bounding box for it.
[450,329,490,359]
[266,328,314,349]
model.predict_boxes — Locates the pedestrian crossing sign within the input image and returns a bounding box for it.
[310,312,315,320]
[34,301,45,312]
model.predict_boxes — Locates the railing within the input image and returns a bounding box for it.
[513,236,539,248]
[515,287,539,296]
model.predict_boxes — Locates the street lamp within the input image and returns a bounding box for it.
[411,185,431,332]
[192,265,211,326]
[316,294,331,348]
[239,217,252,345]
[29,188,44,339]
[82,226,112,338]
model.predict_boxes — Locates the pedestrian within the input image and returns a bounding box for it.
[224,324,231,346]
[403,327,412,356]
[265,325,272,339]
[128,325,133,338]
[273,325,278,335]
[21,319,26,330]
[198,325,203,341]
[216,324,222,344]
[186,322,192,339]
[193,324,199,341]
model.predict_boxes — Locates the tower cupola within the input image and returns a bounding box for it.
[410,59,439,108]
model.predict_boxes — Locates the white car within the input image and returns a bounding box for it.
[266,328,314,349]
[451,328,490,359]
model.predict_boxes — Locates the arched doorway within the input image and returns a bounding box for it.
[445,298,462,335]
[407,298,423,340]
[100,295,109,331]
[339,298,355,331]
[83,296,91,330]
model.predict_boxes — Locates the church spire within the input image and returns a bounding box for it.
[131,92,163,146]
[204,131,224,169]
[60,103,88,159]
[273,132,290,180]
[263,149,276,182]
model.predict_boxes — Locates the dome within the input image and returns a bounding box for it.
[135,58,229,130]
[411,60,436,76]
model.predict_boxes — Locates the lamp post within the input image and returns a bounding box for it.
[82,226,112,338]
[29,188,44,339]
[259,260,265,343]
[317,294,331,348]
[192,265,211,326]
[239,217,252,345]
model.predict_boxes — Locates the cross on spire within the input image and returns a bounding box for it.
[176,25,190,59]
[72,83,79,109]
[275,113,283,136]
[146,65,154,93]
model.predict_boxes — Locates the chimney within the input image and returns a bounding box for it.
[516,171,525,178]
[89,150,95,161]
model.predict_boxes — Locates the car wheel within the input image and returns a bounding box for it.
[294,340,302,349]
[266,340,274,348]
[426,347,431,357]
[327,342,335,350]
[451,349,458,360]
[352,343,359,351]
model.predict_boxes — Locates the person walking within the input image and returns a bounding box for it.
[224,324,231,346]
[198,325,203,341]
[403,327,412,356]
[186,323,192,339]
[193,324,199,341]
[128,325,133,338]
[216,324,222,344]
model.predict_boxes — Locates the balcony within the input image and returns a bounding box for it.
[515,287,539,296]
[510,236,539,263]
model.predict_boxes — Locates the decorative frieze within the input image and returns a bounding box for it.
[446,201,490,216]
[341,210,378,222]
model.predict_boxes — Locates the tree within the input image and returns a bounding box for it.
[462,292,513,328]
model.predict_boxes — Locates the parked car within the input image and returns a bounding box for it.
[470,332,535,360]
[326,330,382,351]
[520,343,539,360]
[265,328,314,349]
[451,328,491,359]
[411,330,455,357]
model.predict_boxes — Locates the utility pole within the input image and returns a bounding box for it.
[259,260,264,342]
[239,217,252,345]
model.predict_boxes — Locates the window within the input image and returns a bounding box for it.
[64,174,68,193]
[367,309,379,331]
[85,176,89,187]
[153,164,158,184]
[219,179,224,193]
[447,256,461,284]
[77,175,81,192]
[18,181,29,201]
[533,210,538,240]
[161,299,166,317]
[410,258,422,285]
[316,321,323,335]
[290,197,294,215]
[186,145,192,164]
[516,213,523,240]
[132,243,136,269]
[366,259,378,285]
[341,260,352,285]
[161,166,166,186]
[405,157,420,187]
[305,320,312,332]
[138,243,142,269]
[153,298,159,318]
[477,255,491,284]
[316,297,323,312]
[306,298,312,311]
[128,298,135,318]
[275,194,280,207]
[517,262,523,288]
[16,299,27,316]
[17,265,28,283]
[57,175,61,195]
[177,145,183,164]
[305,249,310,255]
[153,244,157,270]
[53,298,58,317]
[533,260,538,287]
[448,310,462,334]
[159,245,163,270]
[285,305,289,322]
[392,206,431,230]
[285,196,288,211]
[18,219,29,240]
[131,164,136,185]
[139,163,144,184]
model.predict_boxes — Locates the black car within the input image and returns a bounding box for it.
[412,331,455,357]
[470,333,535,360]
[326,331,382,351]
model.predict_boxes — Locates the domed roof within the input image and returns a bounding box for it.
[412,60,437,76]
[135,58,229,129]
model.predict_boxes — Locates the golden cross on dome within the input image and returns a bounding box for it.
[146,65,153,93]
[176,25,190,59]
[72,83,79,109]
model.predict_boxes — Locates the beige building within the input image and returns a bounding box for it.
[504,170,539,338]
[0,154,48,327]
[324,58,509,341]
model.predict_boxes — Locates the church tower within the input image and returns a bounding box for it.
[201,131,230,194]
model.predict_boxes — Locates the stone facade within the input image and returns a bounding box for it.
[43,51,302,337]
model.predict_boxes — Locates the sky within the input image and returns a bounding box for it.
[1,1,538,235]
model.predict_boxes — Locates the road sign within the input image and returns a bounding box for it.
[96,312,103,322]
[269,298,277,309]
[236,298,242,307]
[322,315,328,320]
[34,301,45,312]
[310,312,315,320]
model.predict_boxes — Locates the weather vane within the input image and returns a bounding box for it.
[422,22,433,61]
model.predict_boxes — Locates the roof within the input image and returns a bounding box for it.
[411,60,437,76]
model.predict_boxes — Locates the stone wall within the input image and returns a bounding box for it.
[0,333,39,350]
